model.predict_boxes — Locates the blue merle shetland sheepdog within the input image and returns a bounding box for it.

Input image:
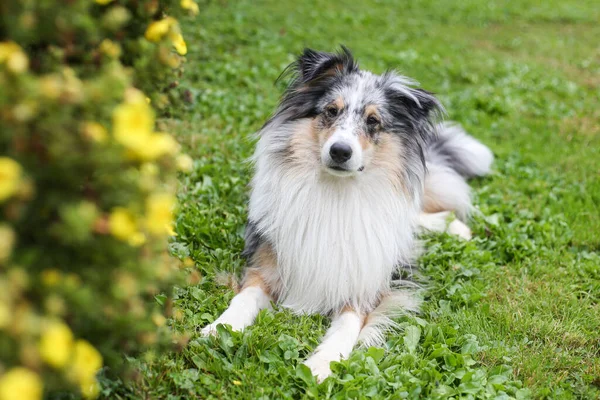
[201,47,493,381]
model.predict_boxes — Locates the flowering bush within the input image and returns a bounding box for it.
[0,0,197,398]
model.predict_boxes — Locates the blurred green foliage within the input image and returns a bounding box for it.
[0,0,198,398]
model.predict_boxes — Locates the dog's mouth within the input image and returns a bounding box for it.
[325,164,365,176]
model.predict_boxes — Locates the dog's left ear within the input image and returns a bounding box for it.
[383,74,443,140]
[296,46,359,85]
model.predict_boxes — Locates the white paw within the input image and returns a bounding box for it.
[200,323,219,336]
[303,354,333,383]
[448,219,472,240]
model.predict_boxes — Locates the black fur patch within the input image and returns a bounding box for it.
[241,220,263,259]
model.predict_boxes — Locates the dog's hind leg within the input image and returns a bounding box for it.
[200,245,278,335]
[303,308,365,382]
[418,211,472,240]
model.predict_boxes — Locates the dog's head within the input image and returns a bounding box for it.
[265,47,442,179]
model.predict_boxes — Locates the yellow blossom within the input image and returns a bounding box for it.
[145,193,176,235]
[176,154,194,172]
[80,378,100,399]
[39,320,73,368]
[144,18,176,42]
[61,68,84,103]
[81,121,108,143]
[95,0,114,4]
[180,0,200,15]
[7,51,28,73]
[152,313,166,327]
[0,157,22,202]
[39,74,62,99]
[0,367,43,400]
[41,269,61,286]
[69,340,103,390]
[99,39,121,58]
[0,302,10,329]
[132,132,179,161]
[112,93,154,153]
[108,207,137,241]
[0,224,16,263]
[0,42,28,73]
[170,33,187,56]
[128,232,146,247]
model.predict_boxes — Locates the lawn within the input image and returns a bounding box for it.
[106,0,600,398]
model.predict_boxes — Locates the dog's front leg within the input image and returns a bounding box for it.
[201,270,272,335]
[303,308,365,382]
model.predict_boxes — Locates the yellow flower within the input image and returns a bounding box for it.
[108,207,137,241]
[41,269,61,286]
[0,157,22,202]
[170,33,187,56]
[176,154,194,172]
[144,18,176,42]
[145,193,176,235]
[61,67,84,104]
[128,232,146,247]
[39,74,62,99]
[112,93,154,153]
[0,302,10,329]
[133,132,179,161]
[95,0,114,4]
[0,223,16,263]
[151,313,166,327]
[39,320,73,368]
[0,42,28,73]
[69,340,103,391]
[99,39,121,58]
[180,0,200,15]
[0,367,43,400]
[80,378,100,399]
[81,121,108,143]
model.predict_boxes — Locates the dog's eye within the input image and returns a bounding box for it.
[325,106,338,118]
[366,116,380,126]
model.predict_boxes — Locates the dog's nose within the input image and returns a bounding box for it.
[329,142,353,163]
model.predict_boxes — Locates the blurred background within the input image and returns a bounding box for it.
[1,0,599,398]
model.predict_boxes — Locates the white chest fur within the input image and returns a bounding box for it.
[249,135,419,314]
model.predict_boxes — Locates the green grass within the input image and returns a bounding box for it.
[104,0,600,398]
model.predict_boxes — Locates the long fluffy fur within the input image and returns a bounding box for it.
[241,47,493,351]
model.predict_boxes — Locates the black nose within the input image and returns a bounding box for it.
[329,142,353,163]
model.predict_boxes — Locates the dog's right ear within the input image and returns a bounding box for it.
[296,46,359,85]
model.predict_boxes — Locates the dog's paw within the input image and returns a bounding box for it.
[303,354,333,383]
[447,219,472,240]
[200,323,219,336]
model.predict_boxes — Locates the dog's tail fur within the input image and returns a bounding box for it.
[422,123,493,220]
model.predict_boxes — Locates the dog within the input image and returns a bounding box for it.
[201,47,493,381]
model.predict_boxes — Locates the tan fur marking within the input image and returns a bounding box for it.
[333,96,344,111]
[358,133,372,151]
[288,119,320,166]
[422,193,447,214]
[364,104,379,119]
[370,133,410,196]
[242,242,282,300]
[340,305,367,327]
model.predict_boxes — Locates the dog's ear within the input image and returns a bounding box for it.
[384,74,442,121]
[398,88,441,120]
[296,46,359,84]
[383,74,443,142]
